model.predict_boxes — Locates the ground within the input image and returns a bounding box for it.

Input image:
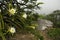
[7,29,53,40]
[40,30,52,40]
[9,33,37,40]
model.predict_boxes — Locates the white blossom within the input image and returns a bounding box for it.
[22,14,27,18]
[9,27,16,34]
[9,8,16,15]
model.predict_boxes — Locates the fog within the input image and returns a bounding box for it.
[36,0,60,15]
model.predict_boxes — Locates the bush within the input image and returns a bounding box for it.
[47,28,60,40]
[0,0,43,40]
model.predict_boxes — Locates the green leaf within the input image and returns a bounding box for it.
[37,2,44,5]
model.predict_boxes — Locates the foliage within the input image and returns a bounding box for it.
[45,10,60,28]
[47,28,60,40]
[39,14,46,19]
[0,0,43,40]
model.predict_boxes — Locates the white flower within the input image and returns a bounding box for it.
[9,8,16,15]
[22,14,27,18]
[9,27,16,34]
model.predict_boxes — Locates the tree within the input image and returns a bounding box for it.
[0,0,43,40]
[46,10,60,28]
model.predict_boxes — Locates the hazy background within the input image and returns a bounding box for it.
[36,0,60,15]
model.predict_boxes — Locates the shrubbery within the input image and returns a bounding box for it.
[47,28,60,40]
[0,0,44,40]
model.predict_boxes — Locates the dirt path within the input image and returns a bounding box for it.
[40,30,52,40]
[9,33,37,40]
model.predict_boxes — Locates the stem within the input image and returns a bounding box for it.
[0,13,6,40]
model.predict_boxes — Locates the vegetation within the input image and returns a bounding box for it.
[39,14,45,19]
[0,0,43,40]
[45,10,60,28]
[47,28,60,40]
[1,0,60,40]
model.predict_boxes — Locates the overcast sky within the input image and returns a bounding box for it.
[36,0,60,15]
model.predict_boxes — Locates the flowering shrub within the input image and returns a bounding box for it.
[0,0,43,40]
